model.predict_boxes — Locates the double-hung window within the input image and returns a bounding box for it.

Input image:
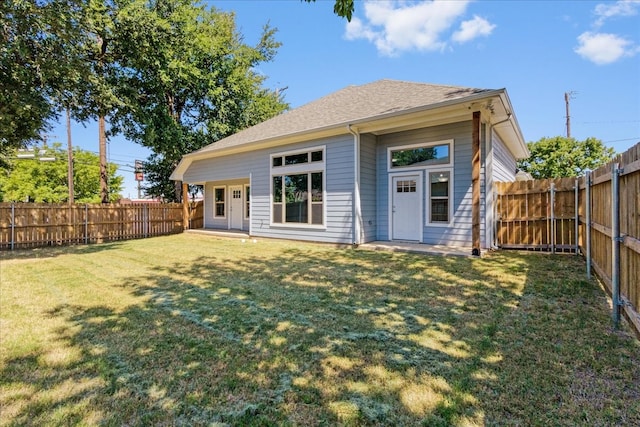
[214,186,226,218]
[244,185,250,219]
[271,147,325,226]
[429,171,450,223]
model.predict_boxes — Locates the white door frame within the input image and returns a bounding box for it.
[388,172,423,242]
[229,185,243,230]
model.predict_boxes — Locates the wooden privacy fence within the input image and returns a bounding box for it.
[0,202,185,250]
[495,177,580,252]
[187,200,204,229]
[495,142,640,335]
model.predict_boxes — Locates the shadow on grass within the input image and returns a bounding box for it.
[1,242,639,425]
[0,240,126,261]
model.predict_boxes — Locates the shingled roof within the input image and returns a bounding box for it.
[194,79,495,155]
[172,79,527,180]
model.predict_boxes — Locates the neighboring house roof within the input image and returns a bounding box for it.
[172,79,527,181]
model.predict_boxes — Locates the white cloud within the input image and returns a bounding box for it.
[452,15,496,43]
[345,0,494,56]
[575,31,638,64]
[594,0,640,27]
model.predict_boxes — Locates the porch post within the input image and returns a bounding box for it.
[182,182,189,230]
[472,111,481,256]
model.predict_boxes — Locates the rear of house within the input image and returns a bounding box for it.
[171,80,527,253]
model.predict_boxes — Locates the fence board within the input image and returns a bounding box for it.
[0,202,185,250]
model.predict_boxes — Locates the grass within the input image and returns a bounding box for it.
[1,234,639,426]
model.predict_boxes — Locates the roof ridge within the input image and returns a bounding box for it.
[191,79,498,156]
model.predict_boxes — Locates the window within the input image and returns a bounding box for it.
[272,149,323,168]
[271,146,325,226]
[244,185,250,219]
[390,141,451,170]
[396,179,417,193]
[429,172,450,223]
[214,187,225,218]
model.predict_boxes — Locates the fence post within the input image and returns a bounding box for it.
[10,203,15,251]
[585,171,592,280]
[611,163,622,328]
[84,204,89,244]
[574,178,579,255]
[550,182,555,254]
[144,204,149,238]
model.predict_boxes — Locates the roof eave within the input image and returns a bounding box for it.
[172,88,528,181]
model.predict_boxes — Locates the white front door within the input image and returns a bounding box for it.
[230,186,243,230]
[392,175,422,241]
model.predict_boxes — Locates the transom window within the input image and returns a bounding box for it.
[271,146,325,226]
[390,141,451,169]
[272,149,323,168]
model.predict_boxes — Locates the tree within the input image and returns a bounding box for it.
[0,0,87,159]
[0,144,123,202]
[303,0,354,21]
[517,136,615,179]
[112,0,288,202]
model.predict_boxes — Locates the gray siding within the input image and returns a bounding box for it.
[377,121,479,247]
[186,135,355,244]
[492,130,517,182]
[202,179,250,230]
[483,129,517,249]
[360,133,377,243]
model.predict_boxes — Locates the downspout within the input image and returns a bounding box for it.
[348,125,362,246]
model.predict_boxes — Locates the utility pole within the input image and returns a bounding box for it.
[99,116,108,203]
[66,109,74,204]
[564,91,576,138]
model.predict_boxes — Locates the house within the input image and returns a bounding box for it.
[171,80,528,255]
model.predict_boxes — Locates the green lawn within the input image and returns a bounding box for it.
[1,234,638,426]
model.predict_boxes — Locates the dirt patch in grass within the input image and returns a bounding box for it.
[1,235,639,425]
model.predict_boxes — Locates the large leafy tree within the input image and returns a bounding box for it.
[0,0,87,158]
[0,0,123,203]
[517,136,615,179]
[112,0,288,201]
[0,144,123,202]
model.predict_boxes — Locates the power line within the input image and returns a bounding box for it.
[602,137,640,143]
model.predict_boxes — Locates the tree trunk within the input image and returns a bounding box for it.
[174,179,183,203]
[99,115,108,203]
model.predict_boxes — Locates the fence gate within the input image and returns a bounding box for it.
[495,178,579,253]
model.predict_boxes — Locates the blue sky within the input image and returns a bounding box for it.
[52,0,640,198]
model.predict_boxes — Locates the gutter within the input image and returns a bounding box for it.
[348,125,362,246]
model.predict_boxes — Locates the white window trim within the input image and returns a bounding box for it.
[213,185,226,219]
[244,184,250,220]
[425,168,454,227]
[270,145,326,229]
[387,139,454,172]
